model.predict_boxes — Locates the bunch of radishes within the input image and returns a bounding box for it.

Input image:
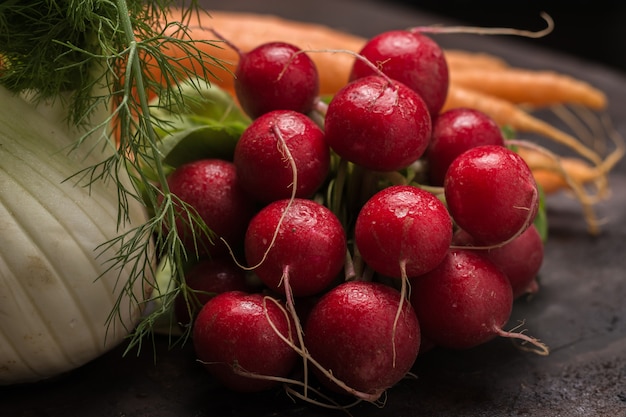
[163,29,548,406]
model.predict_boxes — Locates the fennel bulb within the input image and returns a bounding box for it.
[0,86,151,385]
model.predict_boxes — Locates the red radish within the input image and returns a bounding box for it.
[349,30,449,117]
[427,107,505,186]
[304,281,420,401]
[193,291,298,392]
[324,75,432,172]
[444,145,539,246]
[354,185,452,279]
[233,109,330,203]
[234,41,320,118]
[410,249,548,353]
[244,198,346,297]
[174,258,252,326]
[164,159,256,258]
[453,225,543,298]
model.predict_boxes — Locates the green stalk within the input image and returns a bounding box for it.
[116,0,172,221]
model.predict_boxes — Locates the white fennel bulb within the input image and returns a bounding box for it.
[0,85,151,385]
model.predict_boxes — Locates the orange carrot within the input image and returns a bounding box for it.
[450,68,607,110]
[174,11,517,94]
[444,49,509,71]
[511,138,624,235]
[443,84,604,165]
[532,162,601,195]
[159,9,366,95]
[156,10,607,114]
[516,148,608,195]
[144,9,623,234]
[443,84,625,235]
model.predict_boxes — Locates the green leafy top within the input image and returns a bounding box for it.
[0,1,224,123]
[0,0,235,350]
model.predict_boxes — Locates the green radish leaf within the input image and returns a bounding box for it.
[160,121,248,168]
[148,79,251,169]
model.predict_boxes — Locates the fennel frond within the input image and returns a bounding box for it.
[0,0,229,350]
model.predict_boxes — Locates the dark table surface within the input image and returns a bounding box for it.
[2,1,626,416]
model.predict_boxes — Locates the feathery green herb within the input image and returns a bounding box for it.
[0,0,231,351]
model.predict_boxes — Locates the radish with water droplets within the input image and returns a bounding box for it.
[244,198,346,297]
[304,280,420,401]
[444,145,539,246]
[349,29,449,117]
[355,184,452,279]
[324,75,432,172]
[427,107,505,186]
[234,41,320,118]
[164,158,256,258]
[234,109,330,203]
[453,225,544,299]
[193,291,298,392]
[483,224,543,298]
[410,249,548,354]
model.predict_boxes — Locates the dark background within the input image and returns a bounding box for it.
[388,0,626,73]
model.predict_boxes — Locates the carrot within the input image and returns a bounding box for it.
[176,11,520,94]
[516,148,610,195]
[450,68,607,110]
[154,10,607,115]
[511,139,623,235]
[533,163,601,195]
[443,84,624,235]
[154,9,617,170]
[443,84,605,165]
[144,9,623,234]
[444,49,509,71]
[159,9,366,95]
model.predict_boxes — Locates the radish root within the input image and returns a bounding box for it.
[392,260,412,368]
[495,321,550,356]
[263,288,388,407]
[221,123,299,270]
[513,105,623,235]
[279,48,396,88]
[278,268,310,397]
[509,137,623,235]
[409,12,554,39]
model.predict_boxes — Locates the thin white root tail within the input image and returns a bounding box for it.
[509,138,620,235]
[495,324,550,356]
[392,260,412,368]
[263,276,386,407]
[224,124,300,271]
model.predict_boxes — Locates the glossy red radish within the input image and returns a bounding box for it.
[304,281,420,401]
[234,109,330,203]
[427,107,505,185]
[244,198,346,298]
[444,145,539,246]
[410,249,548,353]
[349,30,449,117]
[175,258,252,326]
[193,291,298,392]
[453,225,544,299]
[164,158,256,258]
[324,75,432,172]
[354,185,452,279]
[234,41,320,118]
